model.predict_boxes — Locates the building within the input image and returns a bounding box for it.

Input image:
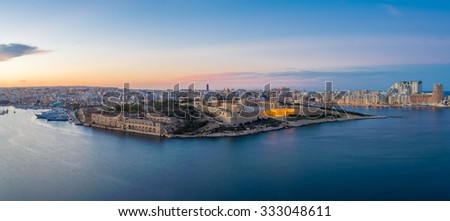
[410,94,433,104]
[91,114,168,136]
[77,107,101,123]
[325,81,333,92]
[206,84,209,92]
[200,100,261,125]
[325,81,333,103]
[125,118,164,136]
[173,83,180,92]
[92,114,124,128]
[146,112,178,124]
[264,83,271,93]
[388,81,417,95]
[188,83,195,92]
[265,108,295,117]
[123,83,130,99]
[433,84,445,104]
[411,81,423,94]
[336,81,443,107]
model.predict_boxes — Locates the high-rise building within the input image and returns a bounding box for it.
[410,81,423,94]
[264,83,271,93]
[206,84,209,92]
[388,81,411,95]
[188,83,195,92]
[123,82,130,101]
[123,83,131,117]
[173,83,180,92]
[325,81,333,92]
[388,81,423,95]
[433,84,444,104]
[325,81,333,103]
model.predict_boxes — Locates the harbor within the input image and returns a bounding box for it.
[35,108,70,121]
[1,104,450,201]
[34,108,81,125]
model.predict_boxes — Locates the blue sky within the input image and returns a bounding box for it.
[0,0,449,90]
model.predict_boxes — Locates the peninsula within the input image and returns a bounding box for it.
[4,79,446,139]
[81,101,388,138]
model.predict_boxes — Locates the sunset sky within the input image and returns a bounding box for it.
[1,0,450,90]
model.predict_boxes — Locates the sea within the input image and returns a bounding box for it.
[1,92,449,200]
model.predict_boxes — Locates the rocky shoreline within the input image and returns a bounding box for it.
[85,114,391,139]
[168,115,390,139]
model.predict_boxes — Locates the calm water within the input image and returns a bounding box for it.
[1,104,450,201]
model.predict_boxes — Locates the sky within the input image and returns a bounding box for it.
[1,0,450,91]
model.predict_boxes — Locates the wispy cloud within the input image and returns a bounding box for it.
[0,43,46,62]
[381,4,402,17]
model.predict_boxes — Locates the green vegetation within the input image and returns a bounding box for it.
[173,118,209,134]
[210,118,282,133]
[338,109,370,116]
[319,106,370,117]
[114,103,140,113]
[249,118,282,127]
[150,101,203,118]
[287,114,341,121]
[67,103,80,110]
[211,124,247,133]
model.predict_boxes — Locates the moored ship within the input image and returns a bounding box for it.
[35,108,69,121]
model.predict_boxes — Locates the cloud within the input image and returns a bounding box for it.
[0,43,46,62]
[381,4,402,17]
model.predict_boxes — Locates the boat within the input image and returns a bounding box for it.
[36,113,49,118]
[47,116,69,122]
[47,112,69,121]
[35,108,66,119]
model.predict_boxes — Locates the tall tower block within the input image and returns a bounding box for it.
[433,84,444,104]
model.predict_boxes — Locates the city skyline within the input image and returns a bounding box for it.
[1,1,450,90]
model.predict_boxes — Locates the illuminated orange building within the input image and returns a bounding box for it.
[265,108,296,117]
